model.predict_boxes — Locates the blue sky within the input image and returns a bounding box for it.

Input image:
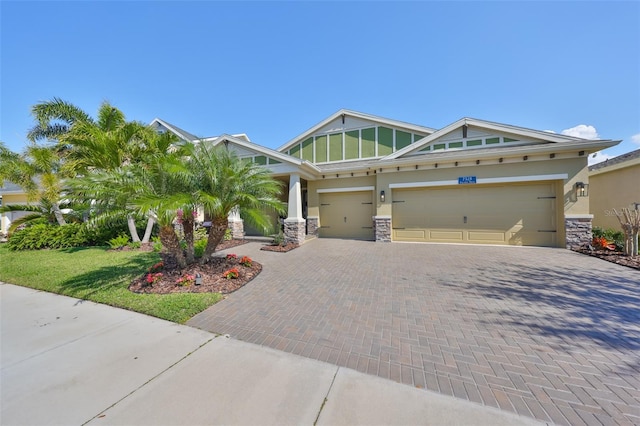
[1,1,639,165]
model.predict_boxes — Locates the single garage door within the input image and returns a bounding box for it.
[392,182,557,246]
[319,191,374,240]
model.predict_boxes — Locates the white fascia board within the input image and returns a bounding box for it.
[276,109,435,153]
[317,186,375,193]
[389,174,569,189]
[384,118,468,160]
[151,118,196,142]
[385,117,591,161]
[217,135,305,167]
[463,118,581,143]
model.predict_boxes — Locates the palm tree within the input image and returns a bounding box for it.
[29,99,177,242]
[0,142,68,226]
[69,153,192,269]
[180,141,285,264]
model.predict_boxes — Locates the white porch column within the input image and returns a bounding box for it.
[284,173,305,245]
[227,206,244,239]
[287,173,303,220]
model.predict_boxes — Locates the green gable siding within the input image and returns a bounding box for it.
[361,128,375,158]
[302,137,314,161]
[449,141,463,148]
[345,130,359,160]
[378,127,393,156]
[467,139,482,147]
[486,137,500,145]
[268,158,281,165]
[329,133,343,162]
[290,144,301,158]
[503,137,519,143]
[315,135,327,162]
[396,130,411,150]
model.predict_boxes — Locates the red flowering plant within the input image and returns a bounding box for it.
[176,274,195,287]
[240,256,252,267]
[148,262,164,273]
[592,236,616,251]
[223,267,239,279]
[146,272,163,285]
[226,253,238,260]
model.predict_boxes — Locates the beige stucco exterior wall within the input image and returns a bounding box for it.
[374,157,589,218]
[590,163,640,230]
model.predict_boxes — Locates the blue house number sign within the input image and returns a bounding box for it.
[458,176,477,184]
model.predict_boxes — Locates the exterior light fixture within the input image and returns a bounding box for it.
[575,182,589,197]
[195,273,202,285]
[380,191,385,203]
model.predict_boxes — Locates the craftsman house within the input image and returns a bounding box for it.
[151,110,619,249]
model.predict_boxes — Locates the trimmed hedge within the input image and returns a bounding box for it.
[6,223,126,251]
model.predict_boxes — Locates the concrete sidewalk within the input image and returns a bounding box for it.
[1,283,546,425]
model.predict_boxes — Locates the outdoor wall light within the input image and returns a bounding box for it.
[380,190,385,203]
[575,182,589,197]
[195,273,202,285]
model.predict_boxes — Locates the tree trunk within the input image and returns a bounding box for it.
[142,217,155,243]
[200,216,228,264]
[52,202,67,226]
[183,215,195,264]
[159,225,186,270]
[127,215,141,242]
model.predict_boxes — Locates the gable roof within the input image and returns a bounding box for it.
[277,109,436,153]
[207,134,320,178]
[589,148,640,172]
[384,117,597,160]
[150,118,200,141]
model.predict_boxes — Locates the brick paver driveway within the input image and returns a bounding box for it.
[188,240,640,425]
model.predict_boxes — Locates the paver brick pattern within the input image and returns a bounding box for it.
[188,240,640,425]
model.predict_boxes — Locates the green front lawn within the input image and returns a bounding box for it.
[0,245,222,323]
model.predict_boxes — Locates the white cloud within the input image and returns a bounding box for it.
[589,151,614,166]
[561,124,599,140]
[631,133,640,145]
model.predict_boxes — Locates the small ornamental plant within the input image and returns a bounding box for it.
[240,256,252,267]
[148,262,164,273]
[226,253,238,260]
[176,274,195,287]
[223,267,239,279]
[146,272,163,285]
[593,236,616,251]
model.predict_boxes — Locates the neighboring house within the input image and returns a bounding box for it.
[588,148,640,230]
[152,109,619,249]
[0,182,30,236]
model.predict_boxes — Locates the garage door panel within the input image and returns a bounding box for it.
[468,231,506,242]
[319,192,374,240]
[393,183,557,247]
[429,230,464,241]
[395,229,426,239]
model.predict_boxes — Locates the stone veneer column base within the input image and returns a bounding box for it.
[306,216,319,237]
[284,219,306,245]
[565,215,593,249]
[374,216,392,242]
[228,219,244,239]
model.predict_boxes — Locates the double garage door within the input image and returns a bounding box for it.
[318,191,374,240]
[392,182,558,246]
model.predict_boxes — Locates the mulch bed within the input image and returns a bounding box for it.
[260,242,299,253]
[129,257,261,294]
[573,248,640,271]
[128,239,255,294]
